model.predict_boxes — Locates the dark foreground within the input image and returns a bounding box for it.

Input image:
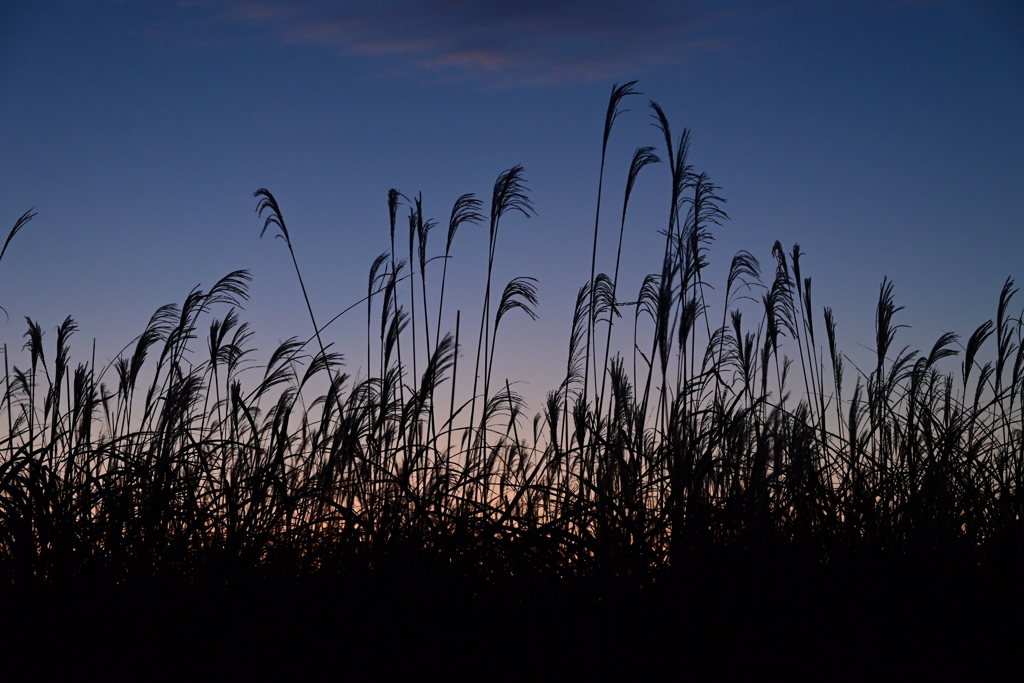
[2,552,1019,683]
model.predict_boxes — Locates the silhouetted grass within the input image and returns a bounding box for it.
[1,85,1021,681]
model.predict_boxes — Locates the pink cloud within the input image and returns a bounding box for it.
[176,0,743,85]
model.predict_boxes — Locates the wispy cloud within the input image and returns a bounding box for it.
[176,0,745,86]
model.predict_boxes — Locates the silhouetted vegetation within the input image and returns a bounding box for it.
[1,85,1020,681]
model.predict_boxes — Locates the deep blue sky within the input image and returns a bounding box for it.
[1,0,1022,411]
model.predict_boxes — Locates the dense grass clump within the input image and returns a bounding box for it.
[1,85,1021,680]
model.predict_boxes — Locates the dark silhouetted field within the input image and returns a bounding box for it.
[1,84,1020,681]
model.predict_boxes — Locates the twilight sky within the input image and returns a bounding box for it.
[1,0,1022,412]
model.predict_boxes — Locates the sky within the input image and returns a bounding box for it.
[1,0,1022,415]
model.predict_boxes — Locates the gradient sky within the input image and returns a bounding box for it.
[1,0,1022,413]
